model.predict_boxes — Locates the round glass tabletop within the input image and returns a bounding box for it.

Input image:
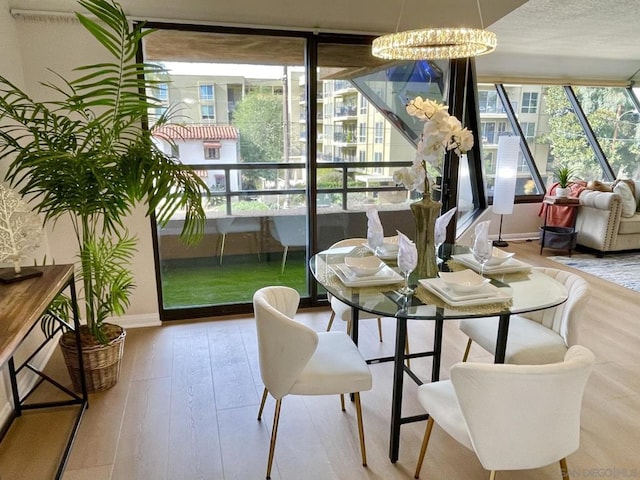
[310,244,568,320]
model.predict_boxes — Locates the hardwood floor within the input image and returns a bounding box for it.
[1,240,639,479]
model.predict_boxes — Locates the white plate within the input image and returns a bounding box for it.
[419,278,512,306]
[451,253,532,275]
[438,269,491,293]
[330,263,403,287]
[317,246,356,256]
[361,242,399,260]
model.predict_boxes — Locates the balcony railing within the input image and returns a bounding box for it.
[182,160,412,214]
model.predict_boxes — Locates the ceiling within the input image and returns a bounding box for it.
[9,0,640,84]
[476,0,640,84]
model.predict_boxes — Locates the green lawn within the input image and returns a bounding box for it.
[160,251,308,308]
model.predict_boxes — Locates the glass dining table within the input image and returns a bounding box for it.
[309,244,569,463]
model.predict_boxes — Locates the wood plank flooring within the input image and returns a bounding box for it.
[1,240,639,479]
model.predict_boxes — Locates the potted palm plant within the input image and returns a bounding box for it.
[0,0,209,391]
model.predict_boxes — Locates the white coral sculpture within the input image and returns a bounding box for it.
[0,182,43,273]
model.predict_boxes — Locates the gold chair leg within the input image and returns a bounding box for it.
[340,393,345,411]
[258,387,268,420]
[280,245,289,274]
[266,399,282,479]
[326,311,336,332]
[560,458,570,480]
[414,417,434,479]
[353,392,367,467]
[219,233,227,266]
[347,319,352,336]
[489,471,496,480]
[377,317,383,342]
[462,338,473,362]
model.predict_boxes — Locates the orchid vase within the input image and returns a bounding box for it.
[410,192,441,278]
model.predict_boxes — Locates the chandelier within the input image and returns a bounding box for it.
[371,0,497,60]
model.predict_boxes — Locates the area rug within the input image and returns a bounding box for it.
[548,252,640,293]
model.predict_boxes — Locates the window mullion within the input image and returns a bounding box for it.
[564,86,615,180]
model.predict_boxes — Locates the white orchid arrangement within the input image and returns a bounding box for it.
[393,96,474,195]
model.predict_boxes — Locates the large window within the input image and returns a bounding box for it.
[573,86,640,180]
[521,92,539,113]
[477,83,640,199]
[199,84,214,100]
[146,30,309,315]
[374,121,383,143]
[200,105,215,121]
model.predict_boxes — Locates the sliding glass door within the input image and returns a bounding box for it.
[142,28,474,319]
[143,29,308,317]
[313,40,451,251]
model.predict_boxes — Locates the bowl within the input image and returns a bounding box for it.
[438,269,490,293]
[345,256,385,277]
[485,248,515,266]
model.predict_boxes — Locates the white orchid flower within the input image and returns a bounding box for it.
[400,96,475,195]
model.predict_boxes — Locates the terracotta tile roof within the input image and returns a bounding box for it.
[152,124,239,141]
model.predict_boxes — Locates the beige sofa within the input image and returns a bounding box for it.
[574,181,640,255]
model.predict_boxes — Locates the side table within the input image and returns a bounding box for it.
[540,196,580,255]
[0,264,87,479]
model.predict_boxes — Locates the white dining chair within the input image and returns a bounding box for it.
[459,267,589,365]
[325,238,384,339]
[270,215,306,274]
[215,217,262,265]
[414,345,595,479]
[253,286,372,479]
[325,237,412,363]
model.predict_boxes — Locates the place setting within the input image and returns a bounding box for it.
[449,221,532,276]
[329,256,404,287]
[418,269,513,307]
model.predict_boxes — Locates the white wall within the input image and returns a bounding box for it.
[458,203,543,245]
[10,17,160,327]
[0,0,62,426]
[176,139,239,191]
[0,0,24,182]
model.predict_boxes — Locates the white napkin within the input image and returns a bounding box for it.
[366,207,384,251]
[396,230,418,273]
[474,220,491,244]
[435,207,457,247]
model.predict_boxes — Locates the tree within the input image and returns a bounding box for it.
[232,91,283,187]
[538,86,601,180]
[539,86,640,180]
[573,86,640,178]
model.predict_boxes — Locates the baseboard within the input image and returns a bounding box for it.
[114,313,161,329]
[490,232,540,243]
[0,313,159,427]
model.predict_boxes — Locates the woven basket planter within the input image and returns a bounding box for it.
[59,324,126,393]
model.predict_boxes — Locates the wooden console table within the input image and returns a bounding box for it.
[0,264,88,479]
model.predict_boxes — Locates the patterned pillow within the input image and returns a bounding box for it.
[613,181,637,217]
